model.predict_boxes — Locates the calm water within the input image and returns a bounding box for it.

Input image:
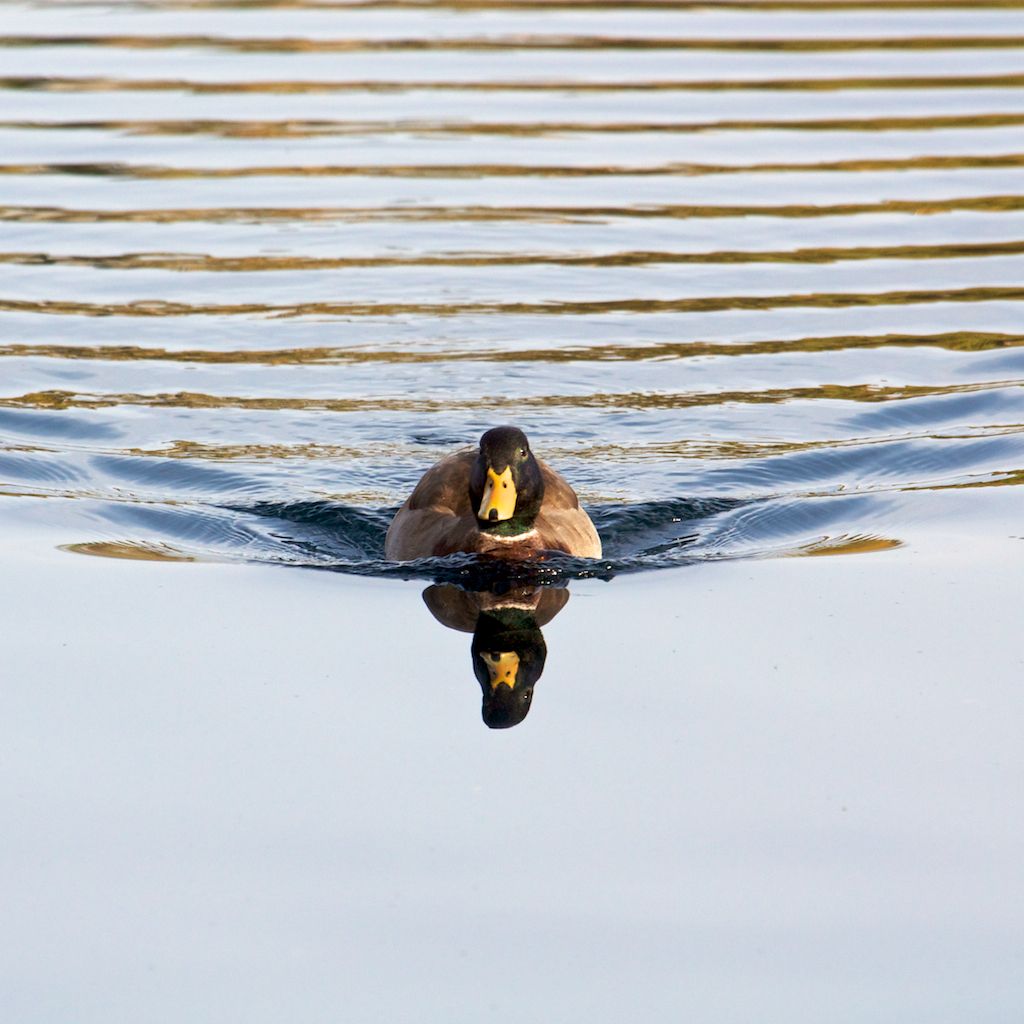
[2,0,1023,1019]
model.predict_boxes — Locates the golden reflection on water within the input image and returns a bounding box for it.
[2,331,1021,366]
[5,379,1022,414]
[5,425,1020,471]
[4,195,1023,223]
[911,467,1024,489]
[60,540,198,561]
[5,154,1024,178]
[6,72,1024,92]
[4,32,1024,52]
[8,112,1024,136]
[3,285,1023,318]
[4,239,1024,271]
[791,534,904,556]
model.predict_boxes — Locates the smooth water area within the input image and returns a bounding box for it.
[1,0,1023,1019]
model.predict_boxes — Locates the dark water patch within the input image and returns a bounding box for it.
[89,452,268,496]
[229,499,396,561]
[408,430,476,447]
[0,406,121,440]
[844,384,1024,430]
[0,450,86,486]
[99,500,279,552]
[691,430,1024,492]
[587,495,744,557]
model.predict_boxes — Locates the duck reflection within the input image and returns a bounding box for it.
[422,584,569,729]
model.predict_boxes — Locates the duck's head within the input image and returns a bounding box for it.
[469,426,545,536]
[470,608,547,729]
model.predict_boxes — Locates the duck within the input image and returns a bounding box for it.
[384,426,602,560]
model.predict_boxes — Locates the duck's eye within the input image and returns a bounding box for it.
[518,447,527,458]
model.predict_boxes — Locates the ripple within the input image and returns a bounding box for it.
[60,539,197,561]
[9,111,1024,136]
[0,406,121,440]
[4,377,1021,413]
[3,194,1023,224]
[89,452,265,496]
[6,72,1024,92]
[47,488,921,583]
[5,153,1024,178]
[5,239,1024,271]
[0,450,86,486]
[4,33,1024,53]
[2,331,1021,366]
[4,0,1024,584]
[2,284,1021,318]
[52,0,1024,9]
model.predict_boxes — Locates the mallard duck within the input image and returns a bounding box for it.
[384,426,601,560]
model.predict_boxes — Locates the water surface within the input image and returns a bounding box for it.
[1,0,1023,1019]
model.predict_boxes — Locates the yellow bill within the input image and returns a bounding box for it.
[478,465,517,522]
[480,651,520,690]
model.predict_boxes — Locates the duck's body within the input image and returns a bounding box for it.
[384,428,601,561]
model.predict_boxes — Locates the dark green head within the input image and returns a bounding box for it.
[469,426,545,537]
[470,608,547,729]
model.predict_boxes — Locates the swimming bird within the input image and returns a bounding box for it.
[384,426,602,560]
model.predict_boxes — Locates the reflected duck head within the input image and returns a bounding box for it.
[469,426,545,536]
[470,608,547,729]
